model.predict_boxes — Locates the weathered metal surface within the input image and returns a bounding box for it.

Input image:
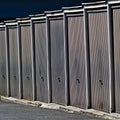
[0,27,7,96]
[33,20,48,102]
[49,16,65,105]
[8,26,19,98]
[20,23,33,100]
[112,7,120,113]
[67,13,88,108]
[88,9,111,112]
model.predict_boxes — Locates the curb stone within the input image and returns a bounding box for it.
[1,96,120,120]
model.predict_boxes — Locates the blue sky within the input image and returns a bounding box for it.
[0,0,98,18]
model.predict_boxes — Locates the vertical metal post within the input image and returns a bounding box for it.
[46,16,52,103]
[30,20,36,101]
[63,13,69,105]
[5,25,10,97]
[107,3,115,112]
[83,8,91,109]
[17,22,22,99]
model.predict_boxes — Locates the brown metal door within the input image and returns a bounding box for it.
[34,21,48,102]
[67,14,87,108]
[0,28,7,96]
[113,7,120,113]
[50,17,65,105]
[8,26,19,98]
[20,24,33,100]
[88,10,111,112]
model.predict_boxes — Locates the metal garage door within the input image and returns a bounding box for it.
[88,8,112,112]
[49,16,65,105]
[20,23,33,100]
[113,6,120,113]
[8,25,19,98]
[67,13,88,109]
[34,20,48,102]
[0,27,7,96]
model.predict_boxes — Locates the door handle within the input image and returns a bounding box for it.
[13,76,16,80]
[2,75,5,79]
[99,80,103,85]
[76,79,80,84]
[41,76,44,82]
[26,76,30,80]
[58,78,61,83]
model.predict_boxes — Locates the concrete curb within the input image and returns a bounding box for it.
[1,96,120,120]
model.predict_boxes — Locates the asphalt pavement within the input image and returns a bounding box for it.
[0,101,106,120]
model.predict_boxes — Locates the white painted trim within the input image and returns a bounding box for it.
[84,4,107,9]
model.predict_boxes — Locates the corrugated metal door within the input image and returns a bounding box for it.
[0,28,7,96]
[113,7,120,113]
[20,23,33,100]
[8,26,19,98]
[67,14,87,108]
[88,10,111,112]
[34,20,48,102]
[49,16,65,105]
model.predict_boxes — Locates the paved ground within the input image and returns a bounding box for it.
[0,101,106,120]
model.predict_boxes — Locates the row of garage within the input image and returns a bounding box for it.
[0,1,120,113]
